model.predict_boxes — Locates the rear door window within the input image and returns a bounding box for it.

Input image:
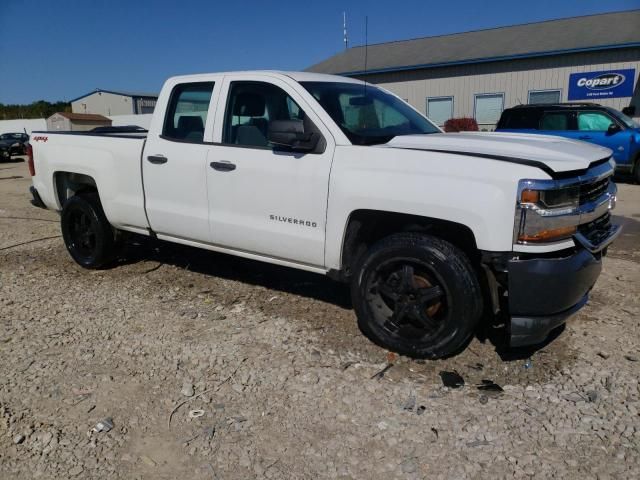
[163,82,214,142]
[540,112,572,131]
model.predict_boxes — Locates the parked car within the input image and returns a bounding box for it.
[496,103,640,182]
[0,132,29,159]
[27,71,620,358]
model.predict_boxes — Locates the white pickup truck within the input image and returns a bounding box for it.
[28,71,621,358]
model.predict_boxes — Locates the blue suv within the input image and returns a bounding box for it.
[496,103,640,182]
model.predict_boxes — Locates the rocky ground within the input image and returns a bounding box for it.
[1,159,639,479]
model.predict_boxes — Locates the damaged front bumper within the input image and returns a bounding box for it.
[484,221,621,347]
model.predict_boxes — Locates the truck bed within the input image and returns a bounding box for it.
[30,130,150,234]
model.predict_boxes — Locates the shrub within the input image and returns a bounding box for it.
[443,117,479,132]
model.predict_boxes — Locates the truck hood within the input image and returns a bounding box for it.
[383,132,612,174]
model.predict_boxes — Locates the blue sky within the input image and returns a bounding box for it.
[0,0,637,104]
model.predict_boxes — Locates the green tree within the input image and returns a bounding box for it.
[0,101,71,120]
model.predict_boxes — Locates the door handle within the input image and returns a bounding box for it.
[147,155,168,164]
[210,161,236,172]
[578,135,592,140]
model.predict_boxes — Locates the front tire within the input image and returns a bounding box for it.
[61,193,116,269]
[351,233,482,359]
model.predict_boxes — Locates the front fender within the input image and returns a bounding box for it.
[324,146,548,269]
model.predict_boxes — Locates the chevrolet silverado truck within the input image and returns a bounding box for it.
[28,71,621,358]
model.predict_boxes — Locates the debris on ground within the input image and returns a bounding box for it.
[181,381,195,397]
[477,380,504,393]
[439,370,464,388]
[586,390,599,403]
[371,363,393,380]
[402,394,416,412]
[90,417,114,434]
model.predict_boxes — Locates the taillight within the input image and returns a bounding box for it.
[27,144,35,176]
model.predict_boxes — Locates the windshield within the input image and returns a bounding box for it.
[608,108,640,129]
[301,82,439,145]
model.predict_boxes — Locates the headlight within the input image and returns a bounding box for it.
[515,180,581,244]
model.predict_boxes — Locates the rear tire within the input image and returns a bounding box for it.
[634,157,640,184]
[351,233,482,359]
[61,193,116,269]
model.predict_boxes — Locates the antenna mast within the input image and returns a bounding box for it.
[343,12,349,49]
[363,16,368,96]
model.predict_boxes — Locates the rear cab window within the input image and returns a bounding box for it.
[162,82,215,142]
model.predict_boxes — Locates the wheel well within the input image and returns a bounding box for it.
[340,210,479,277]
[54,172,98,208]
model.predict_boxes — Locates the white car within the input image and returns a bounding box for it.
[28,71,620,358]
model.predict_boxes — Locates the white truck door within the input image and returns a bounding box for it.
[206,76,335,268]
[142,80,221,241]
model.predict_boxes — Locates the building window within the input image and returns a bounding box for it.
[474,93,504,126]
[426,96,453,126]
[528,89,561,104]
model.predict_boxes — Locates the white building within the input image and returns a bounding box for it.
[70,89,158,116]
[308,10,640,129]
[46,112,112,132]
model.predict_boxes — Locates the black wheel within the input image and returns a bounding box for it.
[61,193,116,269]
[634,157,640,184]
[351,233,482,359]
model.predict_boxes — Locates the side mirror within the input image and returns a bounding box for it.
[622,106,636,116]
[268,120,319,152]
[607,124,622,135]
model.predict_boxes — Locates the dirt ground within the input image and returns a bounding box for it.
[1,158,639,479]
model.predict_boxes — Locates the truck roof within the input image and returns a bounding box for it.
[166,70,364,84]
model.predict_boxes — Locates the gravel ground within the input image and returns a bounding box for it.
[1,159,639,479]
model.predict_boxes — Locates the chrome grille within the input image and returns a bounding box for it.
[579,177,610,205]
[578,213,612,247]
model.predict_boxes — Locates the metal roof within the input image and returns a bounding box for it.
[307,10,640,76]
[70,89,158,103]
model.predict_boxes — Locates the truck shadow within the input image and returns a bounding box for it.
[117,234,354,309]
[117,234,559,360]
